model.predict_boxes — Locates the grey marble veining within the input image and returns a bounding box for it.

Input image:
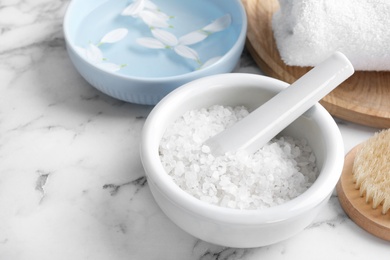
[0,0,389,259]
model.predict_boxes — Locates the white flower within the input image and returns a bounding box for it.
[202,14,232,34]
[85,43,103,63]
[179,14,232,45]
[122,0,172,28]
[76,44,125,72]
[96,62,124,72]
[76,28,128,72]
[152,29,178,46]
[121,1,232,71]
[199,56,223,70]
[121,0,145,16]
[174,45,200,62]
[135,14,232,69]
[137,29,201,63]
[98,28,128,45]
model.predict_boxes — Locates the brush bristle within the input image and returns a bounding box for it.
[352,129,390,215]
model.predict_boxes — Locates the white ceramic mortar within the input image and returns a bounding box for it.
[140,73,344,248]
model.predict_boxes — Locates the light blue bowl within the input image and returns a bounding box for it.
[63,0,247,105]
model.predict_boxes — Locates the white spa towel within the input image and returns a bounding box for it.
[272,0,390,71]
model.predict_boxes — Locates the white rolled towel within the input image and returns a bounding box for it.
[272,0,390,71]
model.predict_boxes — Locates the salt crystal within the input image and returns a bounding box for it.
[159,105,319,210]
[211,171,220,180]
[174,161,185,176]
[201,145,211,153]
[185,171,198,189]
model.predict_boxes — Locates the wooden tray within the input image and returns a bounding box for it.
[242,0,390,128]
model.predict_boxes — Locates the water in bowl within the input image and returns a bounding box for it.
[74,0,241,78]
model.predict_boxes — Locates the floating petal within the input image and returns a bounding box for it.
[153,10,172,22]
[137,37,166,48]
[86,43,103,63]
[139,10,171,28]
[121,0,145,16]
[144,0,172,21]
[100,28,128,44]
[179,30,208,45]
[74,46,87,56]
[199,56,222,69]
[174,45,200,62]
[144,0,158,11]
[152,29,178,46]
[97,62,122,72]
[202,14,232,33]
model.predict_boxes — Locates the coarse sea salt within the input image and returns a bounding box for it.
[159,105,319,210]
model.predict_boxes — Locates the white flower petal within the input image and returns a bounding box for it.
[152,29,178,46]
[199,56,222,69]
[75,46,86,57]
[144,0,158,11]
[97,62,122,72]
[144,0,172,21]
[121,0,145,16]
[202,14,232,33]
[137,37,166,48]
[86,43,103,63]
[100,28,128,44]
[139,10,170,28]
[153,10,171,21]
[179,30,208,45]
[174,45,199,61]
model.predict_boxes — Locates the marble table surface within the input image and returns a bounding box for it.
[1,0,389,259]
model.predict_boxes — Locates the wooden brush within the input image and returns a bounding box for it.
[353,129,390,214]
[337,128,390,241]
